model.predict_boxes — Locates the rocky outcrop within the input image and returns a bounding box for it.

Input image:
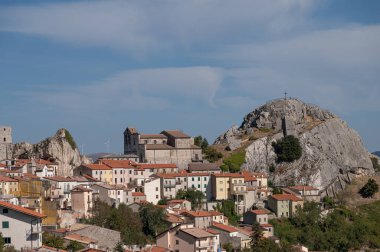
[11,129,89,176]
[216,98,375,191]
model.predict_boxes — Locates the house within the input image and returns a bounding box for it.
[209,210,228,225]
[71,185,94,218]
[34,245,68,252]
[186,172,212,200]
[43,176,77,208]
[285,185,320,202]
[91,184,127,206]
[74,164,113,184]
[123,127,202,169]
[0,200,46,250]
[211,222,251,250]
[132,191,146,203]
[268,194,304,218]
[187,163,221,174]
[63,233,98,249]
[167,199,191,211]
[156,224,218,252]
[0,175,19,195]
[181,210,212,228]
[243,209,270,225]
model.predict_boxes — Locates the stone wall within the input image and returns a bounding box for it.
[0,126,12,161]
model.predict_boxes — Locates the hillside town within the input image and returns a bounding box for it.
[0,126,328,252]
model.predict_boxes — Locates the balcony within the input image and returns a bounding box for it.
[163,184,175,188]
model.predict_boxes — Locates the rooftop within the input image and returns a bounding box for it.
[211,222,238,233]
[188,163,220,172]
[64,233,97,244]
[82,163,112,170]
[180,228,216,239]
[161,130,190,139]
[140,134,167,139]
[0,200,46,218]
[44,176,76,182]
[250,209,270,215]
[271,194,303,202]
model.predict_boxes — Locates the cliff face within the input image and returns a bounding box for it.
[11,129,89,176]
[215,99,374,190]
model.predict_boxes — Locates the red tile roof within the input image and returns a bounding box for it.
[0,176,18,182]
[82,163,112,170]
[271,194,303,202]
[161,130,190,138]
[182,210,212,217]
[132,192,145,197]
[100,159,135,168]
[260,223,273,228]
[44,176,76,182]
[0,201,46,218]
[212,222,238,233]
[213,173,245,178]
[250,209,270,215]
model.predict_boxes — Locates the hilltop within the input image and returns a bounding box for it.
[213,98,375,195]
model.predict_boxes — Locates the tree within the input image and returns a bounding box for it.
[42,233,65,249]
[139,203,168,238]
[359,178,379,198]
[113,241,124,252]
[272,135,302,163]
[157,197,168,205]
[0,233,4,252]
[215,200,240,226]
[176,189,205,210]
[194,135,223,162]
[220,151,245,173]
[66,241,84,252]
[222,242,234,252]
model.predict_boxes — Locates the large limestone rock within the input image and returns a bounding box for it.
[11,128,89,176]
[216,98,374,191]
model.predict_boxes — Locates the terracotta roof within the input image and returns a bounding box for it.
[186,172,210,177]
[136,163,177,169]
[289,185,319,191]
[0,163,6,167]
[64,233,97,244]
[212,222,238,233]
[241,171,257,182]
[0,176,18,182]
[38,245,68,252]
[132,246,169,252]
[82,163,112,170]
[188,163,220,172]
[100,159,136,168]
[250,209,270,215]
[205,228,220,235]
[180,228,216,238]
[208,210,223,216]
[166,213,183,223]
[44,176,76,182]
[145,144,174,150]
[182,210,212,217]
[0,169,21,174]
[260,223,273,228]
[140,134,167,139]
[271,194,303,202]
[82,174,100,181]
[0,201,46,218]
[132,192,145,197]
[161,130,190,138]
[168,199,188,204]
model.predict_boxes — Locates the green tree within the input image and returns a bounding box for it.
[0,233,4,252]
[139,203,168,238]
[42,233,65,249]
[157,197,168,205]
[113,241,124,252]
[176,189,205,210]
[64,129,77,150]
[194,135,223,162]
[271,135,302,163]
[359,178,379,198]
[66,241,84,252]
[222,242,234,252]
[215,200,240,226]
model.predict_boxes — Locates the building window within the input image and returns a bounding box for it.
[2,208,8,213]
[197,185,200,188]
[156,195,159,199]
[219,181,223,184]
[192,178,194,181]
[204,177,207,181]
[176,240,179,245]
[156,187,158,191]
[204,184,206,188]
[2,221,9,228]
[4,237,11,244]
[198,177,200,181]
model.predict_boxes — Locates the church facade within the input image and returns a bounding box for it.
[124,127,202,169]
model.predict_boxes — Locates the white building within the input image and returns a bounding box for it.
[0,200,45,250]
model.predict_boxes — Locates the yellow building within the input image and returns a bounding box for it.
[74,164,113,184]
[0,176,19,195]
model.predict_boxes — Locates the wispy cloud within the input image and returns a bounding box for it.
[0,0,318,56]
[18,66,224,112]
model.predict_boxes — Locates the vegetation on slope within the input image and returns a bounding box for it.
[220,151,246,173]
[270,201,380,251]
[272,135,302,163]
[176,189,205,210]
[371,157,380,172]
[359,178,379,198]
[64,129,77,150]
[194,135,223,162]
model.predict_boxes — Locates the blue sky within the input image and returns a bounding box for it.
[0,0,379,154]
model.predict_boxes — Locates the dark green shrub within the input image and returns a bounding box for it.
[64,129,77,150]
[359,178,379,198]
[272,135,302,163]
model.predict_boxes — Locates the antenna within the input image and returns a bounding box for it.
[80,144,85,155]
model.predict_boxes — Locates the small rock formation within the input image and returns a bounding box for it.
[214,125,242,150]
[11,128,89,176]
[215,98,375,194]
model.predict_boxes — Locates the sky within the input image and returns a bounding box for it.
[0,0,379,154]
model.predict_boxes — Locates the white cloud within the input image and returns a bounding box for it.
[0,0,318,55]
[18,66,224,112]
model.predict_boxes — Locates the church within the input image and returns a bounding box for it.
[124,127,202,169]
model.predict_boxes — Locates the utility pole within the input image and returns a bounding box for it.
[283,92,288,117]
